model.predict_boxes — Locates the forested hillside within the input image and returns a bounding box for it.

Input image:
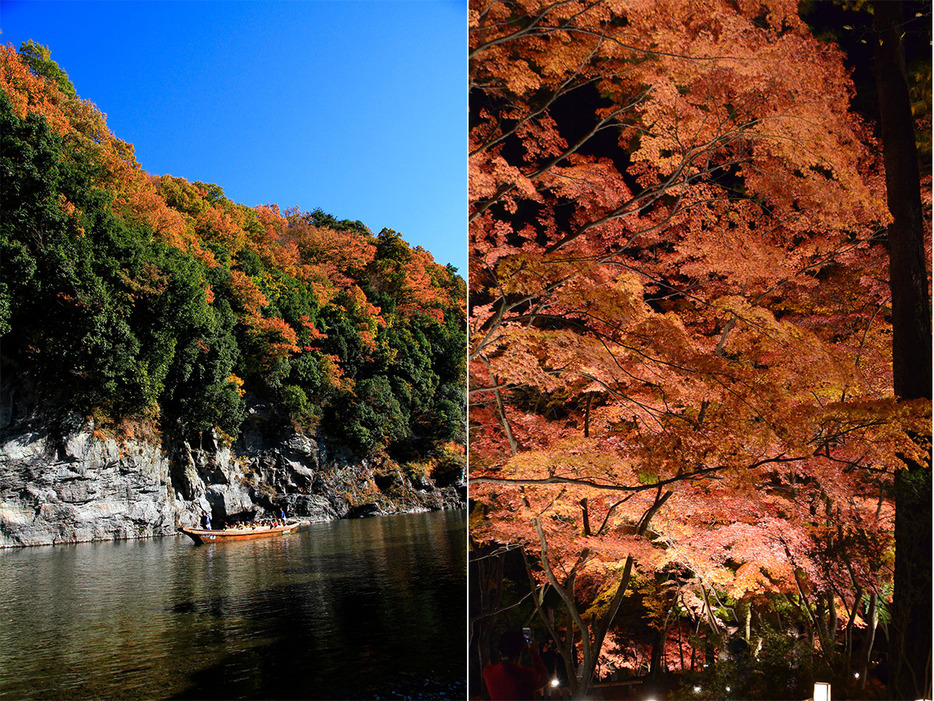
[0,42,466,546]
[0,41,466,461]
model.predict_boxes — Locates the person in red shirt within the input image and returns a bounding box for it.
[483,629,550,700]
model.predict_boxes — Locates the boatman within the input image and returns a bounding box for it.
[201,511,211,529]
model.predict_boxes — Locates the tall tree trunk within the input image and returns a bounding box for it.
[679,619,686,672]
[874,0,932,399]
[826,592,838,660]
[874,2,933,698]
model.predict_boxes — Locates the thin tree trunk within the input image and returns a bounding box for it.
[679,619,686,672]
[583,393,592,438]
[844,586,863,676]
[532,490,671,698]
[649,627,665,682]
[859,592,879,690]
[580,498,591,536]
[827,592,838,660]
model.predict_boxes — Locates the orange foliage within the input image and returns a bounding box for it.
[229,270,268,314]
[403,248,442,307]
[246,316,300,362]
[298,314,327,342]
[0,44,71,133]
[195,204,246,251]
[287,221,377,297]
[469,0,918,693]
[319,353,349,392]
[227,373,245,398]
[253,204,288,243]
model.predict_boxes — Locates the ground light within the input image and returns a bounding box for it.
[814,681,831,701]
[551,678,559,688]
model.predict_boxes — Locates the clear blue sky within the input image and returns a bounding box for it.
[0,0,467,274]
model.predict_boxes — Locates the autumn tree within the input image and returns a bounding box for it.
[469,0,929,696]
[1,43,466,464]
[18,39,76,99]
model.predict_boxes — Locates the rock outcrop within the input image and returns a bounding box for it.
[0,423,179,547]
[0,390,466,548]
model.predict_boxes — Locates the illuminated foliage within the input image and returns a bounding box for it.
[468,1,930,696]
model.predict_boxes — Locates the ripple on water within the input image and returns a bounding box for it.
[0,510,466,700]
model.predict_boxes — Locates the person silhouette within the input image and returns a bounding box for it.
[483,630,549,701]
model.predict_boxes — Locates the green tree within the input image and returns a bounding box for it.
[18,40,77,99]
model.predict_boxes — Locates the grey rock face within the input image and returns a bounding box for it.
[0,397,466,548]
[0,424,179,547]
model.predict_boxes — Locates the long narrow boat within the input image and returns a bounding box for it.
[181,521,302,544]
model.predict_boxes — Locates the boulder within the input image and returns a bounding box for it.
[348,503,384,519]
[205,483,254,522]
[276,493,349,522]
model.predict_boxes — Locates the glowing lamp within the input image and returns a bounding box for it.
[814,681,831,701]
[551,678,559,688]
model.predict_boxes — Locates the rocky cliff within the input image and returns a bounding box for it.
[0,389,466,548]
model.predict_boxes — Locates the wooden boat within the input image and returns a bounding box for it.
[181,521,302,544]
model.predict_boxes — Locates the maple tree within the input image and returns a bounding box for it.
[468,0,930,697]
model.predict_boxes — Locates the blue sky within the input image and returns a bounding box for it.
[0,0,467,274]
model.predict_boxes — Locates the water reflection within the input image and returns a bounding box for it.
[0,510,466,699]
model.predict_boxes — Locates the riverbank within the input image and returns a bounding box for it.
[0,396,466,548]
[362,670,467,700]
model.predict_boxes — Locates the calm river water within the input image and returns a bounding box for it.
[0,509,466,700]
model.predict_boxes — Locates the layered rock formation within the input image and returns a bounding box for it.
[0,390,465,548]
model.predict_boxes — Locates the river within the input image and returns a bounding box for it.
[0,509,466,700]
